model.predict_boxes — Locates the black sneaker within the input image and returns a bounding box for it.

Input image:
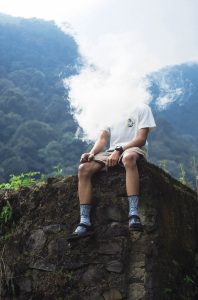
[128,215,143,231]
[66,223,95,242]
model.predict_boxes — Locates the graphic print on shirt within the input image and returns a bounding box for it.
[127,118,135,127]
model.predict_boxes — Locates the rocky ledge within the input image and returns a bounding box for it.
[0,160,198,300]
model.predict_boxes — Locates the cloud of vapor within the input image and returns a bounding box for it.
[65,32,152,140]
[63,0,198,141]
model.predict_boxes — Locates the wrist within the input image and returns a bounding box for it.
[114,146,124,154]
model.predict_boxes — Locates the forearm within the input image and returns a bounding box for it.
[90,139,106,155]
[122,128,149,151]
[89,130,109,155]
[122,136,146,151]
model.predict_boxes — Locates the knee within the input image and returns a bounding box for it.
[78,163,92,178]
[122,153,138,168]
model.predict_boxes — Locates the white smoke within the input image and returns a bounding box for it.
[62,0,198,141]
[64,33,153,140]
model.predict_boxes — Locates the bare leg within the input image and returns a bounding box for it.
[122,152,142,229]
[122,152,140,196]
[66,161,103,239]
[78,161,102,204]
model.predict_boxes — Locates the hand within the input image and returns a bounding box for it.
[106,150,120,168]
[80,152,94,163]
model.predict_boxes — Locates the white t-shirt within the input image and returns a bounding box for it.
[102,103,156,152]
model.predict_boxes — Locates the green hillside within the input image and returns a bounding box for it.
[149,65,198,188]
[0,15,87,183]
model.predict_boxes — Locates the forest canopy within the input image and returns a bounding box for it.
[0,15,87,182]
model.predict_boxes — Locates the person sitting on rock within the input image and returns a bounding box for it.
[67,103,156,241]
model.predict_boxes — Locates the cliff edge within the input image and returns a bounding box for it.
[0,160,198,300]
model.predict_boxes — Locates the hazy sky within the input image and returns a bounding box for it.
[1,0,197,139]
[0,0,197,65]
[0,0,105,24]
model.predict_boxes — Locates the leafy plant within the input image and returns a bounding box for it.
[190,156,198,193]
[0,171,46,190]
[0,202,12,223]
[183,275,195,285]
[178,163,186,185]
[159,160,168,173]
[53,164,63,177]
[0,232,13,242]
